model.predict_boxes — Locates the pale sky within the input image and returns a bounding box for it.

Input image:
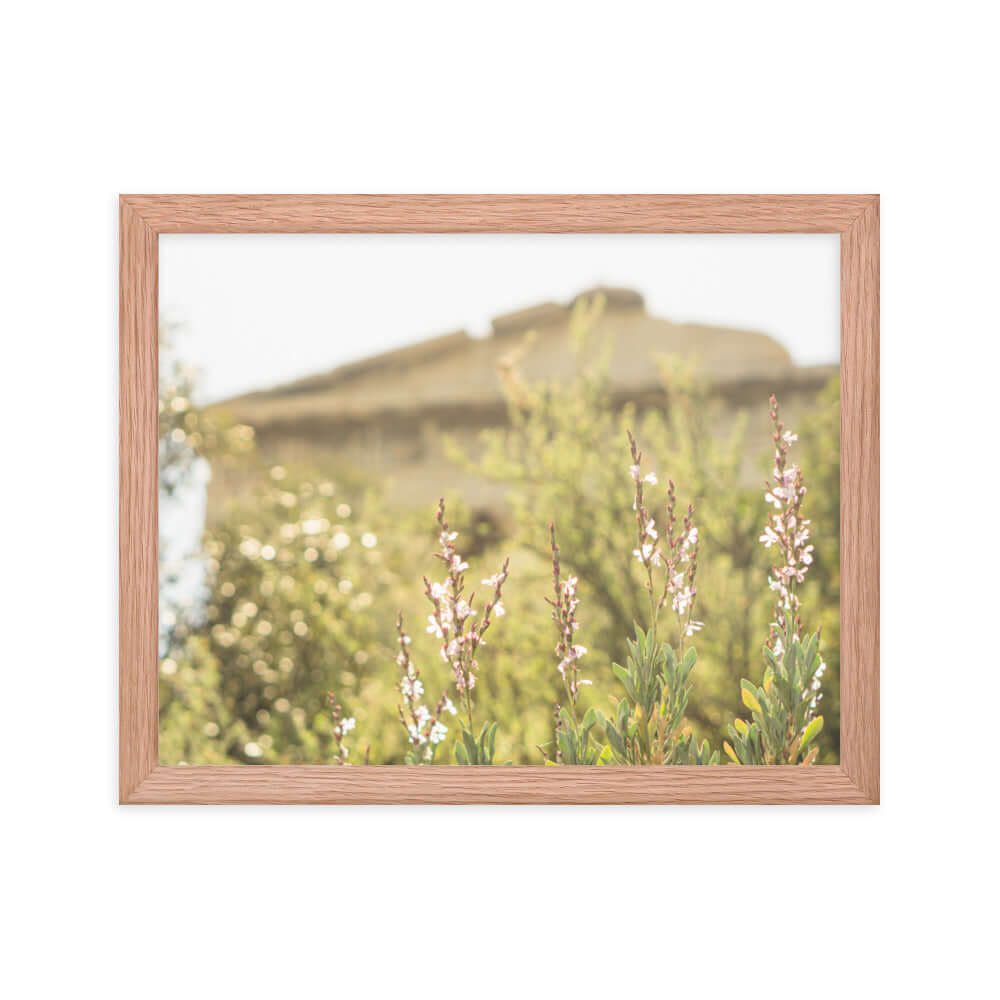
[159,233,840,404]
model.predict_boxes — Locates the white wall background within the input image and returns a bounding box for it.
[3,3,998,997]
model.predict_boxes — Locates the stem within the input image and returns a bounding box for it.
[464,682,474,732]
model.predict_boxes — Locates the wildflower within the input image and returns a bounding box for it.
[328,692,352,765]
[395,613,454,762]
[671,586,694,616]
[759,525,780,547]
[547,524,589,705]
[627,431,704,646]
[424,499,509,726]
[400,675,424,699]
[633,542,661,565]
[760,395,814,646]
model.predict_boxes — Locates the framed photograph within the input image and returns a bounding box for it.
[120,194,878,803]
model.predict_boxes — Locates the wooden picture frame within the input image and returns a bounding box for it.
[120,194,879,804]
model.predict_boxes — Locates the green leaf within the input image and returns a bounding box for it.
[740,680,762,714]
[605,721,626,757]
[462,727,479,764]
[557,729,576,764]
[800,716,823,750]
[612,662,636,702]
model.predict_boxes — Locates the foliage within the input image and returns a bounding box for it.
[596,433,719,766]
[158,304,840,766]
[725,624,824,765]
[726,395,826,764]
[159,463,416,764]
[449,296,840,757]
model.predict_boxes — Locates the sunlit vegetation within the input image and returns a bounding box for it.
[159,301,840,765]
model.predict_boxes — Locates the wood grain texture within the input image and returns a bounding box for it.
[119,200,159,802]
[121,194,874,234]
[128,765,869,805]
[118,194,880,804]
[839,199,880,802]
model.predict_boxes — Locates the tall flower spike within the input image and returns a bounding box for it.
[759,395,814,649]
[395,613,456,762]
[546,524,589,707]
[423,498,509,729]
[328,692,355,765]
[628,431,703,645]
[627,429,664,578]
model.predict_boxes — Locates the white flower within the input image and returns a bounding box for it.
[764,491,782,510]
[629,464,642,483]
[441,530,458,544]
[426,616,444,639]
[492,600,505,617]
[759,525,780,548]
[571,644,587,658]
[672,587,693,616]
[643,472,658,485]
[685,620,704,636]
[340,717,356,733]
[442,697,457,716]
[782,430,798,445]
[482,573,504,587]
[633,543,661,566]
[451,555,469,573]
[429,720,448,744]
[400,676,424,699]
[644,519,658,541]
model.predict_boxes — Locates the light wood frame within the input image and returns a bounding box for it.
[120,195,879,804]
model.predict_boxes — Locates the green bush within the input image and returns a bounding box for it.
[159,302,839,766]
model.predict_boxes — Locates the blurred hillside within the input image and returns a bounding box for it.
[207,287,836,519]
